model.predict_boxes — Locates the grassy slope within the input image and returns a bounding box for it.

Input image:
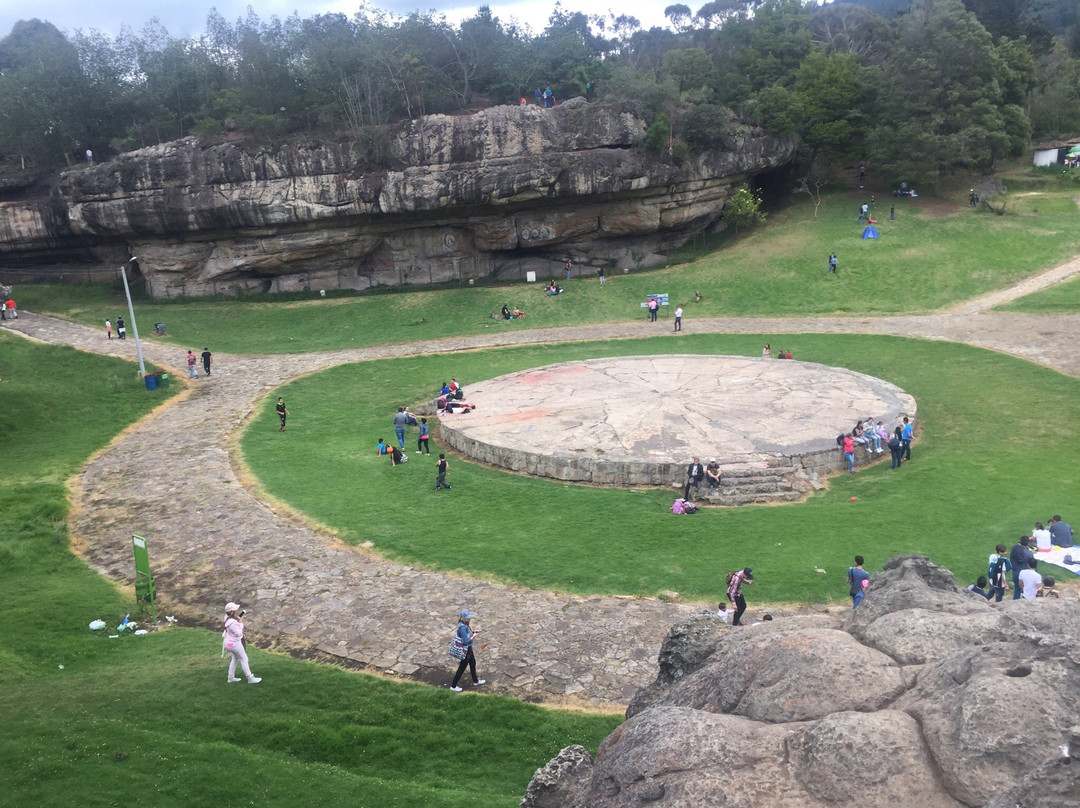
[16,185,1080,354]
[241,334,1080,603]
[0,333,618,808]
[996,273,1080,312]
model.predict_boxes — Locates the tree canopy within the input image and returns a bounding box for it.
[0,1,1076,187]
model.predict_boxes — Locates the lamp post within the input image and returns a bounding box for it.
[119,257,146,378]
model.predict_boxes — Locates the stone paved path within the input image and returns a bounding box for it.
[5,260,1080,708]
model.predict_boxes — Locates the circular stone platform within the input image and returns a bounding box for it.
[437,355,917,488]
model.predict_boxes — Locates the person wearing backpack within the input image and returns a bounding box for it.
[847,556,870,609]
[987,543,1011,602]
[726,568,754,626]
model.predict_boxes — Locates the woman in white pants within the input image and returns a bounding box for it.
[223,602,261,683]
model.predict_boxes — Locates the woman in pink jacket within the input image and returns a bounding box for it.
[223,602,261,684]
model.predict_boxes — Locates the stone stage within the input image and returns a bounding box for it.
[437,355,917,498]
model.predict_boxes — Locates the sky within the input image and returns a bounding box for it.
[0,0,674,41]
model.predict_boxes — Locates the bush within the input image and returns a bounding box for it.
[644,115,670,153]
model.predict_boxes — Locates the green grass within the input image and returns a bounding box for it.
[16,184,1080,354]
[241,333,1080,603]
[996,272,1080,313]
[0,333,619,808]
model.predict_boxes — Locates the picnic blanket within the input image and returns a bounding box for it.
[1035,546,1080,576]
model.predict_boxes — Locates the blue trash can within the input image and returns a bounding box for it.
[144,374,159,391]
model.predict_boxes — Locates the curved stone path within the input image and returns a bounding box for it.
[5,258,1080,708]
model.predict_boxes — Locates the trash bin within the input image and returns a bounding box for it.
[144,373,159,391]
[158,373,170,389]
[154,323,166,336]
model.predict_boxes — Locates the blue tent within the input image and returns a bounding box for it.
[862,225,880,239]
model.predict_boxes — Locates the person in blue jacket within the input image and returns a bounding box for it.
[450,609,486,692]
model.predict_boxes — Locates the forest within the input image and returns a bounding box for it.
[0,0,1078,188]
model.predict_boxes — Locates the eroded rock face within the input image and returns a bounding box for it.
[523,556,1080,808]
[0,102,794,297]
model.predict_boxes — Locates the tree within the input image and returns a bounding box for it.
[868,0,1020,187]
[1029,39,1080,136]
[723,183,767,232]
[790,49,871,168]
[665,4,693,32]
[0,20,92,166]
[661,47,714,93]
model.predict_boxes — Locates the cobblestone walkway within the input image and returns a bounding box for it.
[5,260,1080,707]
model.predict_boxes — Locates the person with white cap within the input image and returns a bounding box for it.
[222,602,261,683]
[705,459,722,489]
[449,609,485,692]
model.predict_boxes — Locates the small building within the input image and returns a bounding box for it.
[1033,139,1080,167]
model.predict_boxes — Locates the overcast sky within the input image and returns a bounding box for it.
[0,1,673,41]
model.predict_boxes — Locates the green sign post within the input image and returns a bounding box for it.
[131,534,157,624]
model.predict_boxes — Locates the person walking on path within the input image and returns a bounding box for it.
[116,316,126,340]
[418,418,431,454]
[847,555,870,609]
[276,397,289,432]
[393,407,409,449]
[987,543,1011,602]
[1009,536,1034,600]
[900,417,914,461]
[201,348,212,377]
[105,319,112,339]
[435,453,451,490]
[222,602,261,684]
[828,253,837,274]
[187,350,199,378]
[674,306,683,332]
[449,609,485,691]
[726,567,754,626]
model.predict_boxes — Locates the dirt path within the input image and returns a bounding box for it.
[4,259,1079,708]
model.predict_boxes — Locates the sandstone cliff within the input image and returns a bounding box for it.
[0,101,793,298]
[522,556,1080,808]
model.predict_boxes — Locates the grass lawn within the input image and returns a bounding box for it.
[241,333,1080,603]
[16,182,1080,355]
[0,333,619,808]
[996,273,1080,313]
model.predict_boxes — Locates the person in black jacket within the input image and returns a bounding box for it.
[684,458,705,500]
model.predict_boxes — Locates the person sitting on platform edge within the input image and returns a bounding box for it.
[705,459,722,488]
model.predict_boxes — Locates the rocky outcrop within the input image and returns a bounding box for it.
[0,102,794,297]
[521,556,1080,808]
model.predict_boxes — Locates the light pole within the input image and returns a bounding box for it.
[119,257,146,378]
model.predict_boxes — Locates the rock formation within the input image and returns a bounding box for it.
[0,101,793,298]
[521,556,1080,808]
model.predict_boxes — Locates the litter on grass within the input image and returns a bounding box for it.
[89,620,106,630]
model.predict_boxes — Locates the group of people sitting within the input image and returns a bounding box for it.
[977,517,1075,601]
[501,305,526,319]
[437,379,475,414]
[544,282,564,296]
[762,344,794,359]
[838,416,914,473]
[680,458,724,501]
